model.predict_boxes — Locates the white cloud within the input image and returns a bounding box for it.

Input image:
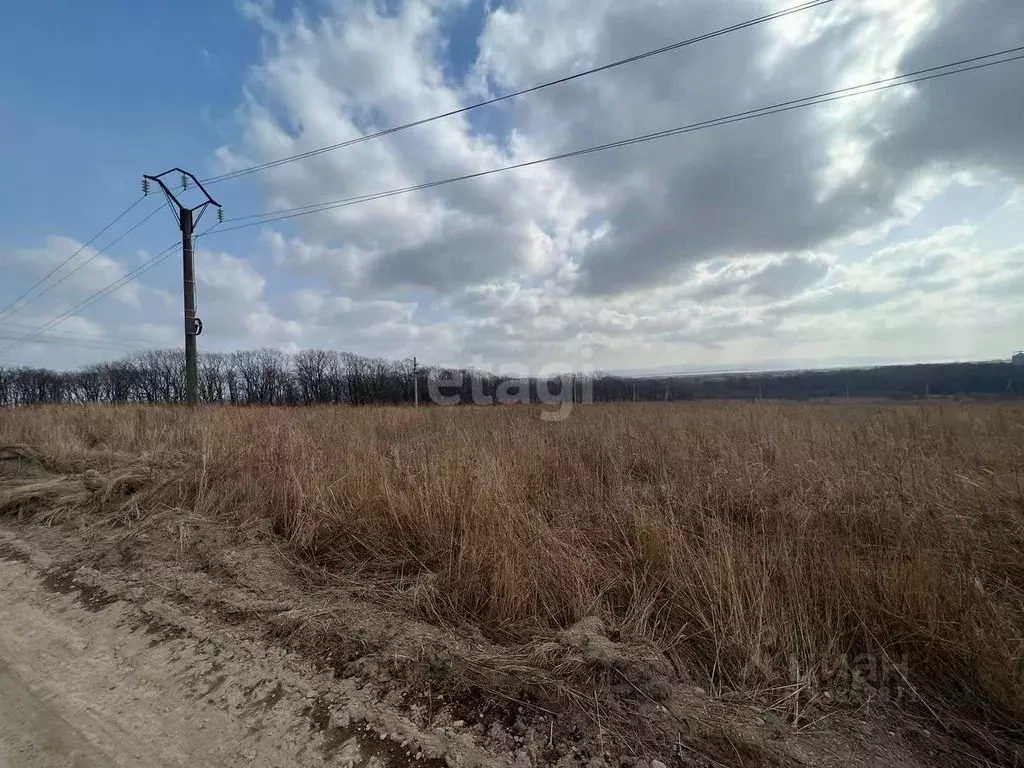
[8,235,142,308]
[225,0,1022,292]
[198,251,267,303]
[9,0,1024,371]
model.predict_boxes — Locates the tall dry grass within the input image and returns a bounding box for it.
[3,401,1024,742]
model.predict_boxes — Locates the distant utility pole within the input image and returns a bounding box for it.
[412,356,419,408]
[142,169,221,407]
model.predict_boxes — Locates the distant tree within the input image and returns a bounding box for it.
[293,349,336,405]
[199,352,230,404]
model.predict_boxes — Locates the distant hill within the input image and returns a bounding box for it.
[592,361,1024,401]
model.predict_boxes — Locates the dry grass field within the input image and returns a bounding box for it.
[2,400,1024,760]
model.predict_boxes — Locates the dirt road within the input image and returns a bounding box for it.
[0,553,326,767]
[0,533,459,768]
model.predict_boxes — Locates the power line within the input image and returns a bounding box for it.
[200,0,834,186]
[208,45,1024,235]
[0,321,159,348]
[0,333,146,354]
[0,195,150,321]
[1,202,164,319]
[0,241,179,358]
[0,220,223,359]
[0,356,91,369]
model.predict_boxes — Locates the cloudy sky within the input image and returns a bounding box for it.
[1,0,1022,373]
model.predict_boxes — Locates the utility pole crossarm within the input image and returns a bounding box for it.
[143,168,221,407]
[143,168,221,210]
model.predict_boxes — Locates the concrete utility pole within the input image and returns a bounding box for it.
[180,206,198,405]
[412,357,419,408]
[143,169,221,407]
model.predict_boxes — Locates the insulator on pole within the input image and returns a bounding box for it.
[217,208,224,223]
[142,177,150,195]
[181,173,189,190]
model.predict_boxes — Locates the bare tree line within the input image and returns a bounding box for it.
[0,349,597,406]
[1,348,1021,406]
[0,349,410,406]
